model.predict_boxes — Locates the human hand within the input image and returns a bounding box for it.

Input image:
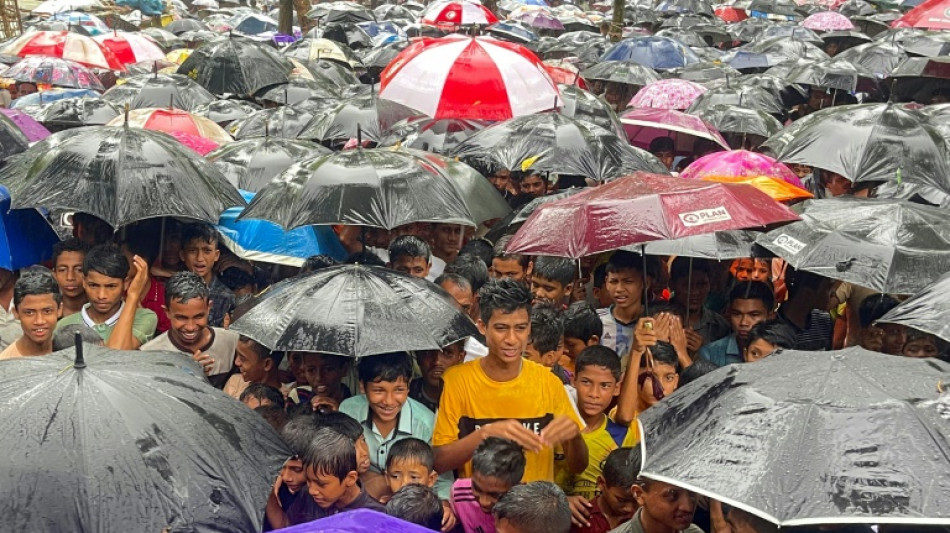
[653,312,674,343]
[567,495,593,527]
[481,419,543,452]
[311,395,339,413]
[710,499,734,533]
[632,317,657,354]
[441,500,457,532]
[668,315,688,355]
[193,349,214,375]
[539,415,581,447]
[128,255,150,302]
[685,329,703,353]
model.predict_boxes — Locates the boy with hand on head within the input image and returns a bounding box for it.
[598,252,647,361]
[0,270,62,359]
[562,302,603,375]
[531,256,576,307]
[570,447,639,533]
[51,238,89,318]
[451,437,526,533]
[388,235,433,281]
[384,438,457,531]
[494,482,572,533]
[179,223,234,328]
[699,281,776,367]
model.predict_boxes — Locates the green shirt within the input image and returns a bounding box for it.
[56,303,158,345]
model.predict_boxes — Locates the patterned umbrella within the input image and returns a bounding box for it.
[629,78,708,110]
[621,107,729,152]
[2,30,125,71]
[0,56,104,91]
[802,10,855,30]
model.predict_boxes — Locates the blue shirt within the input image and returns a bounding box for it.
[698,334,743,367]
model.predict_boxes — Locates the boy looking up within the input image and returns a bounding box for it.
[699,281,775,367]
[451,437,526,533]
[179,223,234,328]
[614,479,703,533]
[598,252,646,360]
[52,238,89,318]
[388,235,433,281]
[0,270,62,359]
[531,256,576,306]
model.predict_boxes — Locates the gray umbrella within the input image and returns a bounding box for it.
[878,272,950,343]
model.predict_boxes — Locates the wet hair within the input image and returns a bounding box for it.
[669,256,711,281]
[648,136,675,154]
[238,335,284,367]
[491,235,531,268]
[640,341,680,372]
[72,212,113,244]
[605,250,645,277]
[282,411,361,458]
[164,271,210,307]
[575,345,621,381]
[119,230,159,265]
[255,404,289,433]
[52,237,90,266]
[389,235,431,264]
[478,278,532,325]
[492,482,571,533]
[563,302,603,343]
[52,323,103,351]
[345,249,386,266]
[445,254,489,293]
[532,256,575,287]
[728,281,775,312]
[241,383,286,410]
[13,269,62,308]
[529,303,564,355]
[435,272,472,295]
[459,238,493,268]
[219,267,255,292]
[746,319,796,351]
[784,267,830,299]
[386,437,435,471]
[678,358,718,387]
[471,437,526,486]
[603,446,639,489]
[301,427,357,481]
[592,263,607,289]
[648,301,687,324]
[83,243,130,280]
[300,254,340,274]
[387,484,443,531]
[357,351,413,384]
[316,411,363,442]
[858,293,899,328]
[180,222,220,248]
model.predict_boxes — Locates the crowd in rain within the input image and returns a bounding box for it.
[0,0,949,530]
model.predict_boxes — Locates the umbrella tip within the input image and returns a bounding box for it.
[74,332,86,369]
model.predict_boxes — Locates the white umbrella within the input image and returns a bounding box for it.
[31,0,102,15]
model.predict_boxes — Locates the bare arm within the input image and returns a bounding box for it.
[106,255,149,350]
[614,318,655,427]
[434,420,543,474]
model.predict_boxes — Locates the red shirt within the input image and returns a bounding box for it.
[571,498,613,533]
[140,276,170,334]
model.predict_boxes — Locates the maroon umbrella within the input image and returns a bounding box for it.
[505,172,799,258]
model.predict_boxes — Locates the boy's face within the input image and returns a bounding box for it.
[84,270,128,316]
[14,294,61,346]
[491,257,530,283]
[743,338,776,363]
[633,481,697,532]
[471,472,513,514]
[386,458,437,494]
[489,170,510,192]
[417,343,465,387]
[300,353,348,396]
[53,251,85,299]
[180,238,220,282]
[733,259,770,283]
[235,342,270,383]
[306,466,357,509]
[364,376,409,426]
[859,323,904,355]
[165,296,209,349]
[670,271,710,314]
[288,351,307,384]
[479,308,531,367]
[392,255,430,279]
[356,435,371,473]
[639,363,678,408]
[728,298,772,344]
[597,477,636,521]
[281,458,307,494]
[574,365,620,419]
[563,336,596,360]
[520,174,546,198]
[606,268,643,312]
[431,224,462,257]
[530,275,571,305]
[903,337,939,358]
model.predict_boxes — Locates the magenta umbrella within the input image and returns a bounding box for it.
[629,78,707,110]
[620,107,728,153]
[512,10,565,29]
[0,109,51,142]
[802,11,854,31]
[679,149,805,188]
[168,130,220,156]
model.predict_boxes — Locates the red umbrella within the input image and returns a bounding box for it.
[94,31,166,65]
[2,30,125,71]
[892,0,950,29]
[505,172,799,258]
[715,6,748,22]
[545,63,588,89]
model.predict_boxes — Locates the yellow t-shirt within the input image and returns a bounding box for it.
[433,358,583,482]
[621,415,641,447]
[556,415,628,499]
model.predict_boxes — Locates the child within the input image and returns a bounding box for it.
[388,235,432,280]
[699,281,776,368]
[598,252,647,360]
[524,304,569,382]
[493,482,572,533]
[531,256,576,306]
[410,341,466,414]
[296,352,352,409]
[299,428,385,518]
[224,336,287,400]
[0,270,62,360]
[490,236,533,284]
[240,383,285,410]
[743,319,796,363]
[562,302,603,374]
[591,264,612,309]
[569,447,639,533]
[902,329,942,359]
[385,438,456,531]
[451,437,526,533]
[387,484,444,531]
[179,223,234,328]
[51,238,89,318]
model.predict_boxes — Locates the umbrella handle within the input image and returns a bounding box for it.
[74,333,86,369]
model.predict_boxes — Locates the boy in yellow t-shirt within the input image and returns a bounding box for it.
[433,279,588,482]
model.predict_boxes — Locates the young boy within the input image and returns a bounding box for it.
[388,235,432,281]
[490,236,533,284]
[0,270,62,360]
[743,319,797,363]
[569,448,639,533]
[524,304,568,382]
[667,257,730,354]
[562,302,603,374]
[299,427,385,520]
[224,336,287,400]
[296,352,353,410]
[699,281,776,367]
[51,238,89,318]
[451,437,526,533]
[387,484,444,531]
[531,256,576,306]
[493,482,572,533]
[179,223,234,328]
[620,479,704,533]
[385,438,457,531]
[598,252,646,361]
[410,340,466,414]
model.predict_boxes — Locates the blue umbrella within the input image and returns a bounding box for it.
[10,89,100,110]
[216,190,346,267]
[0,185,60,271]
[601,36,700,69]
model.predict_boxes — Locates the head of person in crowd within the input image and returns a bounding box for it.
[530,255,575,306]
[668,257,713,318]
[387,484,443,531]
[357,351,413,434]
[385,437,438,495]
[163,272,211,352]
[71,212,113,247]
[235,335,284,389]
[300,254,340,274]
[82,243,131,321]
[727,281,776,349]
[591,263,613,308]
[437,273,478,324]
[219,267,256,297]
[297,352,351,404]
[301,427,361,510]
[731,258,771,283]
[470,437,527,515]
[519,173,548,199]
[648,137,676,171]
[784,267,838,310]
[11,269,62,355]
[52,238,90,312]
[490,236,533,284]
[562,302,603,364]
[478,279,533,368]
[902,329,942,359]
[818,168,854,198]
[446,253,490,293]
[414,340,465,402]
[316,411,371,474]
[633,478,700,533]
[459,238,494,269]
[240,382,285,410]
[638,341,681,410]
[856,294,903,354]
[430,223,463,263]
[743,319,796,363]
[573,345,622,423]
[493,481,571,533]
[524,303,564,368]
[255,404,288,433]
[180,223,223,285]
[488,168,512,195]
[388,235,431,279]
[52,323,103,351]
[605,251,647,319]
[14,81,37,99]
[597,447,640,526]
[677,358,717,387]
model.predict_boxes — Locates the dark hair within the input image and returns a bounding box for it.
[13,269,62,308]
[240,383,286,410]
[640,341,680,372]
[255,404,289,433]
[491,235,530,268]
[389,235,431,264]
[52,237,90,265]
[592,263,607,289]
[472,437,526,486]
[219,267,255,292]
[678,358,717,387]
[784,267,831,299]
[345,249,386,266]
[648,136,675,154]
[746,319,796,351]
[529,303,564,355]
[119,228,160,265]
[532,256,575,287]
[83,243,130,280]
[180,222,220,248]
[282,413,324,457]
[301,427,357,481]
[605,250,644,277]
[238,335,284,367]
[434,272,472,295]
[478,278,532,325]
[563,302,603,342]
[602,446,639,489]
[459,238,493,268]
[445,254,489,293]
[357,351,413,384]
[858,293,899,328]
[164,271,210,307]
[316,411,363,442]
[386,437,435,471]
[647,301,687,323]
[575,345,621,381]
[492,482,571,533]
[669,256,711,281]
[52,323,103,351]
[72,212,113,244]
[386,484,443,531]
[300,254,340,274]
[727,281,775,311]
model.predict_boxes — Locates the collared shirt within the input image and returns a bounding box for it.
[207,276,235,328]
[698,334,743,367]
[141,327,238,387]
[608,509,704,533]
[339,394,436,475]
[56,302,158,345]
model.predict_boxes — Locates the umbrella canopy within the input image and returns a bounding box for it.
[230,104,319,140]
[0,344,289,532]
[282,38,362,67]
[679,149,804,187]
[278,509,433,533]
[695,174,814,201]
[107,108,232,144]
[421,0,500,26]
[557,84,626,137]
[94,31,166,65]
[512,9,565,29]
[411,149,513,224]
[629,78,708,110]
[33,96,121,128]
[892,0,950,29]
[0,56,104,91]
[620,107,730,153]
[206,137,331,192]
[638,347,950,527]
[379,36,560,122]
[691,104,784,140]
[177,35,293,97]
[0,108,52,142]
[2,30,125,71]
[835,40,907,77]
[167,130,219,155]
[0,112,33,159]
[664,61,741,83]
[581,60,661,86]
[0,184,60,270]
[141,28,183,50]
[784,57,880,93]
[600,36,701,69]
[877,271,950,343]
[297,100,381,145]
[165,18,210,35]
[379,116,486,154]
[30,0,102,14]
[802,10,855,30]
[687,84,785,115]
[101,73,216,111]
[639,229,765,260]
[506,172,800,258]
[193,98,259,126]
[0,126,244,228]
[229,264,479,356]
[255,78,342,106]
[307,1,376,24]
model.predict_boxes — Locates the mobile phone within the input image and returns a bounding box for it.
[643,319,653,330]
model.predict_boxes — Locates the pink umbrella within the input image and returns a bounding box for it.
[168,131,219,155]
[802,11,854,31]
[0,109,51,142]
[620,108,728,153]
[679,150,805,188]
[629,78,707,110]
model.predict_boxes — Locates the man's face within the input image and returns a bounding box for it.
[306,466,352,509]
[808,88,835,111]
[386,459,435,494]
[480,308,531,367]
[634,481,697,532]
[491,257,529,283]
[280,458,307,494]
[597,480,637,521]
[531,275,570,305]
[728,298,771,344]
[165,297,209,349]
[670,271,710,314]
[180,238,220,281]
[520,175,546,198]
[235,342,269,383]
[606,269,643,312]
[653,150,675,171]
[574,365,619,419]
[744,338,776,363]
[639,363,678,408]
[300,354,347,396]
[417,343,465,387]
[431,224,462,257]
[16,83,37,97]
[54,251,85,299]
[392,255,430,279]
[364,377,409,425]
[14,294,60,346]
[84,270,127,316]
[441,280,477,322]
[489,170,510,193]
[903,337,939,358]
[471,472,513,514]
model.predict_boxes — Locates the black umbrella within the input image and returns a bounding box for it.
[785,57,881,93]
[193,98,261,126]
[165,17,210,35]
[294,58,361,90]
[255,77,341,105]
[0,125,245,228]
[101,73,216,111]
[581,60,662,86]
[900,30,950,57]
[0,112,29,161]
[141,27,185,50]
[744,36,830,61]
[639,229,765,260]
[177,35,293,97]
[359,40,410,73]
[310,22,374,50]
[0,343,289,532]
[379,116,486,154]
[206,136,330,192]
[230,265,477,357]
[557,84,627,137]
[638,346,950,527]
[729,17,776,43]
[878,272,950,343]
[410,149,512,225]
[230,104,321,140]
[838,0,878,17]
[373,3,415,21]
[655,28,709,48]
[835,40,908,77]
[306,1,375,24]
[33,96,121,130]
[179,30,222,45]
[754,24,824,44]
[238,148,477,230]
[746,0,803,18]
[297,100,381,146]
[688,84,785,114]
[756,197,950,294]
[889,56,950,103]
[665,61,741,82]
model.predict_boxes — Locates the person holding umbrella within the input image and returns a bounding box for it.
[0,269,61,360]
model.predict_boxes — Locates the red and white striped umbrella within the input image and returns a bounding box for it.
[94,31,166,65]
[421,0,499,26]
[2,30,125,71]
[380,36,559,121]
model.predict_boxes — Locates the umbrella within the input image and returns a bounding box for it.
[899,30,950,57]
[694,175,814,201]
[237,148,478,230]
[421,0,499,26]
[784,57,881,93]
[282,37,362,67]
[654,28,710,48]
[834,40,908,77]
[679,149,805,187]
[230,104,319,140]
[374,3,416,21]
[193,98,260,126]
[581,60,661,86]
[297,100,381,145]
[43,11,109,35]
[255,78,341,106]
[206,137,331,191]
[217,189,346,266]
[877,272,950,343]
[637,347,950,527]
[0,108,52,143]
[0,184,60,270]
[505,172,800,258]
[167,131,220,155]
[278,509,432,533]
[101,73,216,111]
[691,104,784,141]
[629,78,708,110]
[664,61,741,83]
[892,0,950,29]
[2,30,125,71]
[756,197,950,293]
[555,84,627,137]
[744,36,830,61]
[487,21,539,43]
[0,344,289,532]
[600,36,701,69]
[165,48,194,65]
[230,264,479,356]
[378,116,486,154]
[231,13,278,35]
[107,108,232,144]
[715,5,749,22]
[620,107,730,153]
[837,0,877,15]
[0,113,29,160]
[11,89,102,111]
[0,126,245,229]
[754,24,823,42]
[0,56,104,91]
[888,56,950,103]
[512,10,565,30]
[360,40,411,73]
[379,36,560,122]
[30,0,102,14]
[165,18,210,35]
[639,229,765,260]
[94,31,166,65]
[410,149,513,224]
[141,28,183,50]
[687,84,786,115]
[763,103,950,193]
[293,58,361,90]
[177,35,293,97]
[306,1,376,24]
[802,10,855,30]
[33,96,121,129]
